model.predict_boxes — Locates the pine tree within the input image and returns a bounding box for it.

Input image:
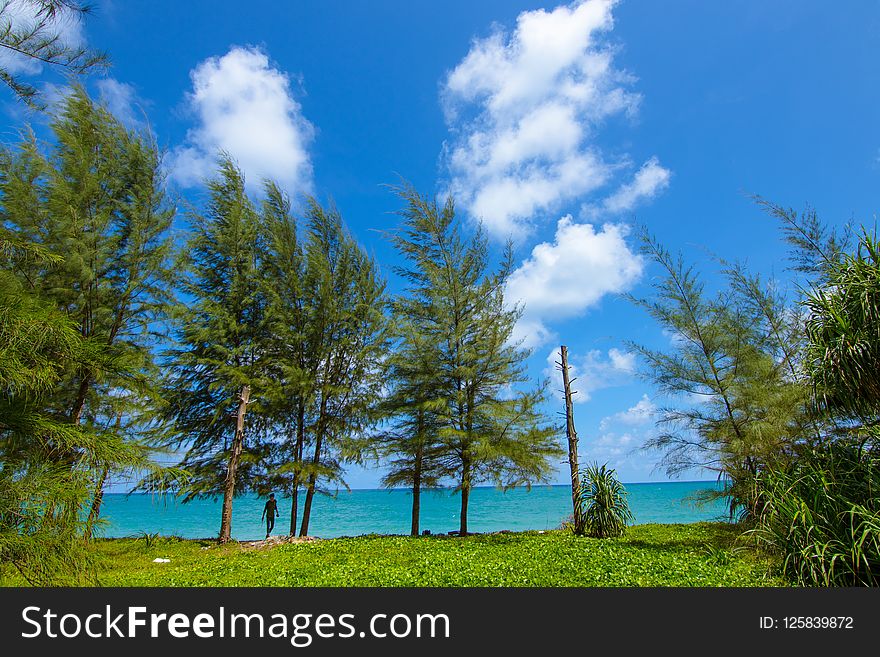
[0,86,177,534]
[295,199,389,537]
[374,318,446,536]
[0,230,162,582]
[389,184,561,535]
[164,155,269,543]
[629,230,816,518]
[258,181,312,536]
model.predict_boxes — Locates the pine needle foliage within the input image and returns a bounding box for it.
[161,155,269,542]
[0,256,146,583]
[1,87,179,532]
[629,229,814,519]
[0,1,108,108]
[387,183,561,535]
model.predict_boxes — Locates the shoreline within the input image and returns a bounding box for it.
[98,519,735,546]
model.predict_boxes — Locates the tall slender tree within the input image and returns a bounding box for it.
[0,229,165,582]
[389,184,561,535]
[629,229,816,517]
[296,200,389,537]
[164,155,269,543]
[373,318,446,536]
[1,86,176,530]
[258,181,311,536]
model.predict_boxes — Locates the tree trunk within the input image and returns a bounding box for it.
[411,451,422,536]
[560,346,583,533]
[289,484,299,536]
[299,472,318,537]
[70,372,92,425]
[289,401,306,536]
[411,410,425,536]
[459,393,474,537]
[83,464,109,541]
[219,384,250,543]
[299,395,327,537]
[411,480,421,537]
[459,453,470,536]
[459,480,470,536]
[299,433,322,537]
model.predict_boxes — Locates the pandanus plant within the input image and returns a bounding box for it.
[575,463,634,538]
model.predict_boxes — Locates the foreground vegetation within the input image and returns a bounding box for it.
[0,523,784,587]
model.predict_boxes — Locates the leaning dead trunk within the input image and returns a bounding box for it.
[560,346,583,533]
[219,384,250,543]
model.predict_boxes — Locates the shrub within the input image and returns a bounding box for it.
[748,440,880,586]
[576,463,634,538]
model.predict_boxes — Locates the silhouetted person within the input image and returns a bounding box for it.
[262,493,279,538]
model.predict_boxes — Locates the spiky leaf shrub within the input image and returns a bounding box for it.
[576,463,634,538]
[749,441,880,586]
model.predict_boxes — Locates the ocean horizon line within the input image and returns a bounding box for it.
[105,479,722,496]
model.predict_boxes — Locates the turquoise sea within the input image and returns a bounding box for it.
[96,480,729,541]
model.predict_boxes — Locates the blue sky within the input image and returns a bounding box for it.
[4,0,879,487]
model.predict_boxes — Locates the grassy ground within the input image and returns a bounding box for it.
[2,522,786,587]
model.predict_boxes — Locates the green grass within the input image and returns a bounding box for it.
[0,523,786,587]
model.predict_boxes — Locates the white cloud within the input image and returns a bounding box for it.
[441,0,650,239]
[506,216,642,348]
[96,78,143,128]
[544,346,635,403]
[599,394,655,431]
[587,156,671,216]
[588,430,637,460]
[0,0,85,75]
[169,46,314,195]
[608,347,636,373]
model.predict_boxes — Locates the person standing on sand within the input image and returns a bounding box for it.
[261,493,279,538]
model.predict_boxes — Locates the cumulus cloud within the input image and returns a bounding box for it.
[599,394,655,431]
[442,0,657,239]
[0,0,85,76]
[587,156,671,216]
[169,46,314,195]
[506,216,642,348]
[544,346,635,403]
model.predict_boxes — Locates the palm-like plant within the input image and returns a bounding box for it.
[805,231,880,420]
[576,463,634,538]
[748,441,880,586]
